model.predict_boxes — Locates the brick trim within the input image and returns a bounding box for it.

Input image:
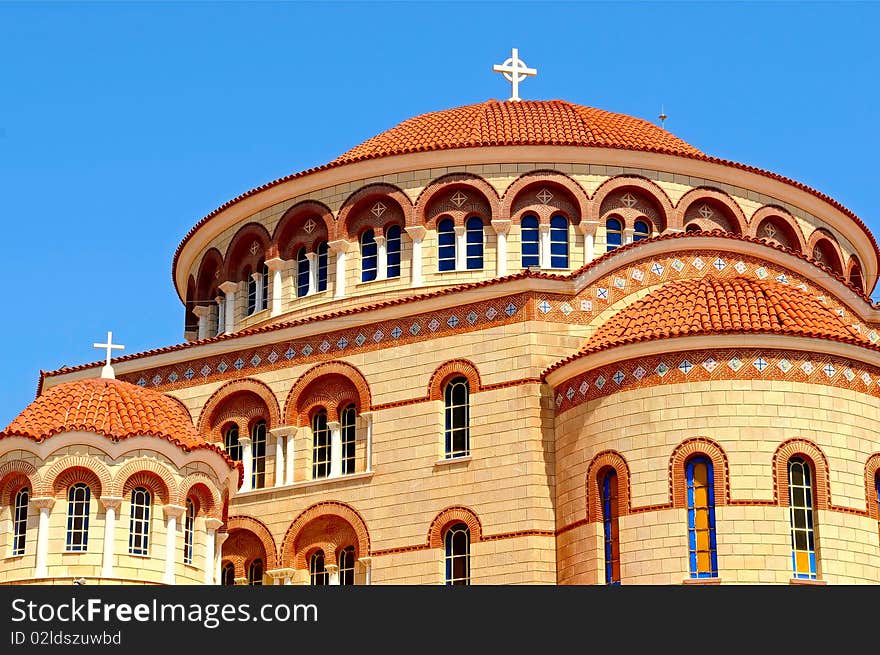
[42,457,111,498]
[197,377,281,439]
[865,454,880,520]
[427,359,482,402]
[222,222,272,282]
[675,186,748,235]
[283,361,372,427]
[589,175,674,231]
[224,515,278,570]
[336,183,413,240]
[669,438,730,508]
[500,170,589,224]
[0,461,40,506]
[806,228,846,277]
[750,205,807,254]
[272,200,335,253]
[585,451,631,523]
[427,506,483,548]
[773,438,831,510]
[280,501,371,569]
[114,460,174,505]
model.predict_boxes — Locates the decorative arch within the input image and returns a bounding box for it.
[111,459,174,505]
[674,187,748,234]
[197,378,281,439]
[749,206,807,253]
[194,247,225,305]
[42,457,111,498]
[222,222,272,282]
[273,200,334,258]
[586,450,631,523]
[427,359,482,401]
[221,525,270,581]
[427,505,483,548]
[846,254,865,293]
[501,170,588,225]
[184,275,198,335]
[337,183,413,240]
[669,438,730,508]
[806,229,845,278]
[177,473,222,518]
[283,361,372,426]
[590,175,673,232]
[280,501,370,569]
[225,515,278,570]
[864,454,880,520]
[772,439,831,510]
[0,461,40,505]
[416,173,500,229]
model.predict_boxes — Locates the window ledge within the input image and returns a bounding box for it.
[357,276,402,287]
[682,577,721,585]
[292,289,330,300]
[789,577,826,585]
[434,455,472,468]
[235,470,375,496]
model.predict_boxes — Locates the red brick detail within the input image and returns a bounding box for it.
[222,222,272,282]
[675,187,748,234]
[280,501,371,569]
[864,454,880,520]
[806,228,845,277]
[773,439,831,510]
[0,461,39,506]
[414,173,501,229]
[283,361,372,426]
[427,506,483,548]
[197,378,281,441]
[195,247,225,305]
[336,183,413,240]
[177,473,221,518]
[47,461,109,499]
[112,460,173,505]
[427,359,482,401]
[669,438,730,508]
[847,255,865,295]
[590,175,674,231]
[224,515,278,570]
[273,200,335,257]
[750,206,807,254]
[585,451,631,523]
[221,523,270,580]
[501,170,588,224]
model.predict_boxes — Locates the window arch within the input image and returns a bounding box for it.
[605,218,622,252]
[296,247,310,297]
[685,223,701,233]
[444,376,469,459]
[183,498,195,565]
[386,225,402,279]
[341,404,356,475]
[221,562,235,586]
[465,216,484,270]
[66,483,91,552]
[12,486,28,556]
[549,215,569,268]
[438,218,456,272]
[251,420,267,489]
[361,229,377,282]
[248,558,263,585]
[521,214,539,268]
[128,486,151,555]
[339,545,355,585]
[601,469,621,584]
[686,456,718,578]
[788,457,818,579]
[310,550,328,585]
[633,220,651,242]
[224,425,241,462]
[312,410,331,479]
[317,240,329,292]
[444,522,470,585]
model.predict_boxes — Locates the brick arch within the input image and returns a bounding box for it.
[415,173,500,229]
[846,254,865,294]
[273,200,334,258]
[427,359,482,401]
[427,505,483,548]
[0,461,40,505]
[586,450,631,523]
[772,439,831,510]
[590,175,673,232]
[337,183,414,240]
[669,438,730,508]
[864,454,880,520]
[111,459,174,505]
[502,170,588,225]
[806,228,845,278]
[280,501,370,569]
[283,361,372,426]
[42,456,111,498]
[176,472,222,517]
[221,525,270,581]
[749,206,807,254]
[197,378,281,439]
[222,222,272,282]
[224,515,278,570]
[194,247,225,304]
[674,187,748,235]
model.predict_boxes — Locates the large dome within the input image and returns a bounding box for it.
[332,99,704,165]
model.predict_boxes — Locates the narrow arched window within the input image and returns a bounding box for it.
[310,550,328,585]
[12,487,29,556]
[465,217,484,270]
[260,261,269,311]
[361,229,377,282]
[341,404,356,475]
[221,562,235,586]
[606,218,622,252]
[633,220,651,242]
[521,214,539,268]
[339,545,356,585]
[550,215,569,268]
[248,558,263,585]
[183,498,195,565]
[296,247,310,298]
[437,218,456,272]
[66,483,91,552]
[444,376,469,458]
[788,457,817,579]
[224,425,241,462]
[246,268,257,315]
[601,470,620,584]
[312,410,330,479]
[251,420,267,489]
[128,486,151,555]
[686,456,718,578]
[444,523,470,585]
[215,292,225,336]
[386,225,402,278]
[317,240,329,292]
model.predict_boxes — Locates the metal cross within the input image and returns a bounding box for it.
[94,331,125,379]
[493,48,537,102]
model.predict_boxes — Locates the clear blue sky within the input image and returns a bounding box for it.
[1,1,878,426]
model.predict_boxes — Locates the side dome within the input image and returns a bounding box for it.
[332,99,703,165]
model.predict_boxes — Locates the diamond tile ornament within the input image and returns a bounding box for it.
[137,377,147,387]
[713,258,726,271]
[801,361,814,374]
[823,363,836,378]
[631,269,644,281]
[168,372,178,383]
[734,261,747,274]
[671,259,684,272]
[505,303,517,317]
[217,361,228,373]
[560,302,573,316]
[621,192,637,208]
[753,356,768,372]
[249,241,260,255]
[285,347,296,360]
[797,283,808,291]
[467,311,478,324]
[613,277,626,289]
[337,337,348,350]
[555,394,563,407]
[678,360,693,374]
[447,315,460,328]
[373,330,384,343]
[184,368,195,380]
[613,370,625,385]
[302,344,313,356]
[450,191,468,207]
[596,375,606,389]
[410,323,421,335]
[579,380,589,395]
[580,300,593,311]
[250,354,261,366]
[428,318,440,331]
[371,202,387,217]
[692,257,705,271]
[651,262,664,276]
[656,362,669,377]
[201,365,211,377]
[303,218,317,234]
[633,366,646,380]
[536,188,554,204]
[233,358,245,370]
[728,357,743,372]
[835,308,845,318]
[355,334,367,347]
[268,351,279,363]
[698,204,714,219]
[755,267,768,279]
[816,295,827,304]
[152,375,162,386]
[776,274,788,284]
[538,300,552,314]
[869,330,878,344]
[319,341,331,353]
[778,358,792,373]
[852,324,861,334]
[597,287,609,300]
[391,326,403,339]
[703,357,718,372]
[566,387,575,400]
[486,307,498,320]
[861,372,872,385]
[843,368,855,382]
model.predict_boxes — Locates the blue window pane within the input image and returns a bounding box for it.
[317,241,328,292]
[438,219,455,272]
[386,225,401,278]
[633,220,650,242]
[550,215,568,268]
[465,217,483,270]
[296,248,309,297]
[361,230,377,281]
[521,215,539,268]
[606,218,622,252]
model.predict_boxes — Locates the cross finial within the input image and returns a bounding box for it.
[658,104,668,129]
[492,47,537,102]
[93,331,125,380]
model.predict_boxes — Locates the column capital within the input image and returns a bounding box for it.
[219,280,238,294]
[215,532,229,551]
[98,496,124,512]
[205,518,224,532]
[328,239,352,254]
[359,411,374,420]
[269,425,297,438]
[234,577,249,586]
[238,435,253,447]
[265,568,296,580]
[373,235,387,247]
[264,256,286,272]
[356,556,372,566]
[250,270,263,281]
[538,222,551,234]
[192,305,212,319]
[453,225,466,236]
[305,251,317,261]
[324,564,339,574]
[30,497,55,511]
[489,219,512,236]
[404,225,427,241]
[326,421,341,430]
[578,220,601,236]
[163,504,186,520]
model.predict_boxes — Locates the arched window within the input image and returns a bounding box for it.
[310,550,328,585]
[224,425,241,462]
[686,456,718,578]
[260,261,269,311]
[12,486,28,556]
[248,558,263,585]
[386,225,402,278]
[341,404,356,475]
[246,268,257,316]
[601,469,620,584]
[66,482,91,552]
[521,214,539,268]
[685,223,700,233]
[339,545,356,585]
[605,218,622,252]
[312,410,330,479]
[875,472,879,541]
[788,457,818,579]
[444,376,469,459]
[221,562,235,586]
[215,291,225,336]
[550,215,569,268]
[317,240,329,292]
[183,498,195,565]
[296,247,310,298]
[128,486,151,555]
[444,523,470,585]
[633,220,651,242]
[465,217,484,270]
[361,229,377,282]
[251,420,267,489]
[438,218,456,272]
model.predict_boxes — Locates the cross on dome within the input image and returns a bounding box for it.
[93,330,125,380]
[492,47,537,102]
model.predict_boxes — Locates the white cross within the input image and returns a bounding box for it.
[493,47,537,102]
[94,331,125,380]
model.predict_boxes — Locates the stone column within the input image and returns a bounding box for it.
[375,235,387,280]
[192,306,211,340]
[99,496,123,579]
[328,421,342,478]
[326,563,340,586]
[252,271,264,312]
[264,257,285,317]
[286,430,297,485]
[454,225,466,270]
[204,518,224,585]
[624,227,635,245]
[163,504,185,584]
[580,221,600,265]
[219,281,238,334]
[214,530,229,585]
[490,220,511,277]
[305,252,318,295]
[361,411,374,473]
[328,240,351,299]
[270,426,295,487]
[266,568,295,586]
[214,295,225,335]
[404,226,426,287]
[358,557,372,585]
[32,497,55,578]
[539,223,551,268]
[239,436,253,492]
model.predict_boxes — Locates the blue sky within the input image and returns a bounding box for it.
[1,1,878,426]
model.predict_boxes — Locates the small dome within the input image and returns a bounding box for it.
[332,99,703,165]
